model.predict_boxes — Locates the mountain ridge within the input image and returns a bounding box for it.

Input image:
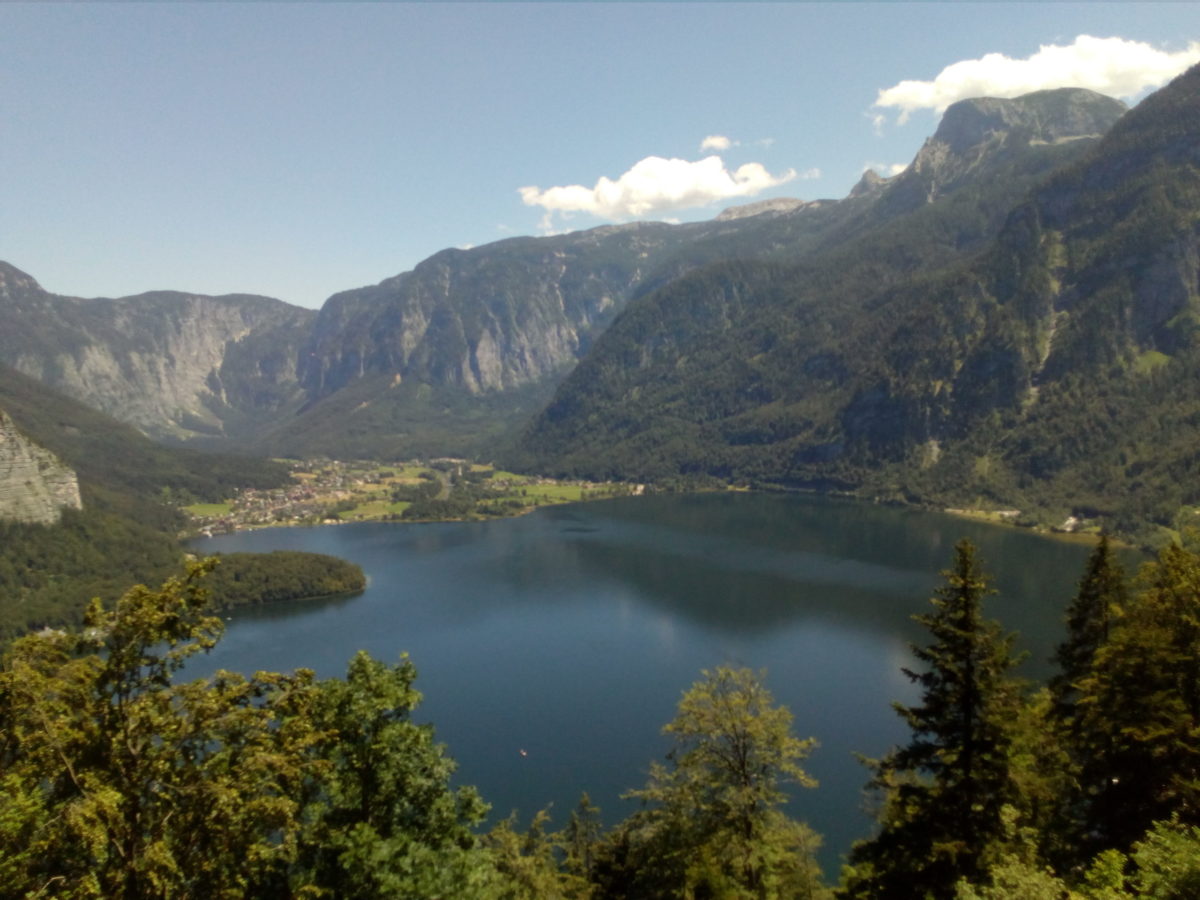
[511,66,1200,543]
[0,85,1133,464]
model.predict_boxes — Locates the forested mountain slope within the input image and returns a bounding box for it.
[0,407,80,525]
[0,363,293,636]
[513,69,1200,543]
[0,90,1124,461]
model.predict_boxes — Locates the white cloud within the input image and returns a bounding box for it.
[700,134,733,152]
[865,161,908,177]
[876,35,1200,123]
[519,155,798,227]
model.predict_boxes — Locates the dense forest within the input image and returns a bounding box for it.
[5,539,1200,897]
[201,552,366,611]
[0,364,365,637]
[512,65,1200,549]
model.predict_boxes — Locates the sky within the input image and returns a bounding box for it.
[2,3,1197,310]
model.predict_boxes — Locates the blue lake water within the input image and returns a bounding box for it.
[187,491,1096,877]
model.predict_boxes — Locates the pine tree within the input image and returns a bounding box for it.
[1049,534,1126,721]
[1073,543,1200,855]
[842,539,1021,900]
[1044,535,1127,867]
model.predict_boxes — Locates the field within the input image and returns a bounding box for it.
[185,459,639,532]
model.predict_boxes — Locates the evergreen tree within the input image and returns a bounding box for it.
[1074,543,1200,856]
[1044,535,1127,867]
[842,539,1021,900]
[561,793,603,884]
[1050,534,1126,721]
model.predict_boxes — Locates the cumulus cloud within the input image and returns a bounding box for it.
[519,155,798,227]
[876,35,1200,123]
[700,134,733,151]
[865,161,908,177]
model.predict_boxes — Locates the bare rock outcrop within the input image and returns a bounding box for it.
[0,410,81,524]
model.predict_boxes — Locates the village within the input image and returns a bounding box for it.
[184,458,639,535]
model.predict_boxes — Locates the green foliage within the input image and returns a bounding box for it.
[296,651,498,899]
[0,561,325,898]
[844,540,1021,899]
[597,666,830,899]
[0,564,508,899]
[1070,543,1200,855]
[202,551,366,610]
[1050,535,1126,718]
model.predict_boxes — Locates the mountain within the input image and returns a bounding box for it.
[0,263,315,443]
[0,362,293,636]
[0,86,1130,468]
[0,407,80,524]
[513,74,1200,542]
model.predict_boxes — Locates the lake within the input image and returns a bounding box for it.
[188,491,1098,877]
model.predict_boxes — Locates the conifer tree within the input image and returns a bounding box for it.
[1050,534,1126,721]
[1074,543,1200,855]
[842,539,1021,900]
[1044,535,1127,867]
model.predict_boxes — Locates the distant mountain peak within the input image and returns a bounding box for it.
[849,169,891,199]
[715,198,812,221]
[0,261,44,300]
[931,88,1128,155]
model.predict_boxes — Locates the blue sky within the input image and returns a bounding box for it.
[2,3,1197,309]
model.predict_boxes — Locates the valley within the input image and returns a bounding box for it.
[4,40,1200,896]
[184,457,640,533]
[5,73,1199,549]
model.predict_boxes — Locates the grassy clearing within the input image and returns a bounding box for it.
[185,502,233,517]
[524,484,588,503]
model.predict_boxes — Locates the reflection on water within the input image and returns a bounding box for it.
[188,492,1096,877]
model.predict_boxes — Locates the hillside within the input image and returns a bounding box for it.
[0,92,1125,463]
[0,263,315,444]
[0,364,366,637]
[512,73,1200,543]
[0,408,80,525]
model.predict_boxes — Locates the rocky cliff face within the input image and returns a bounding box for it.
[0,409,81,524]
[0,87,1138,461]
[514,86,1150,480]
[298,222,716,400]
[878,89,1127,212]
[0,263,315,443]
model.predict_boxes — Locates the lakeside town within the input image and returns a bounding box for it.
[184,458,641,535]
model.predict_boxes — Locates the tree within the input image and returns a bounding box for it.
[295,651,500,899]
[1073,543,1200,856]
[1043,535,1127,866]
[843,539,1021,900]
[1050,534,1126,722]
[597,666,828,899]
[561,793,603,885]
[0,562,507,899]
[0,560,325,899]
